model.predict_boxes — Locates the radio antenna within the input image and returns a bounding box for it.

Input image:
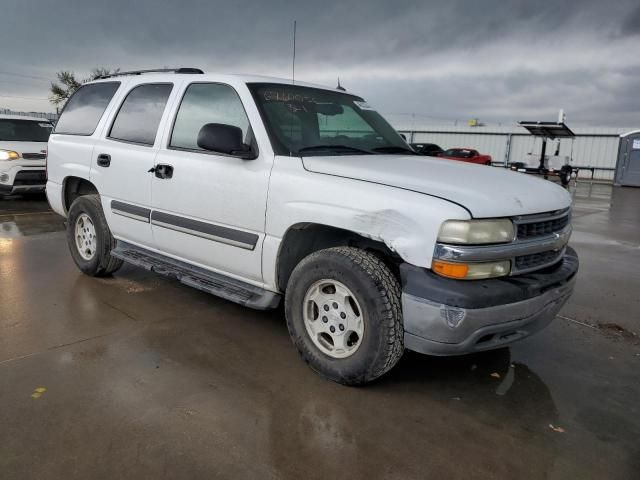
[292,20,297,85]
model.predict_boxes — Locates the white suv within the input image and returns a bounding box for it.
[0,114,52,196]
[46,68,578,384]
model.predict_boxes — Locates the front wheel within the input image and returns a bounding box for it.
[285,247,404,385]
[66,194,123,277]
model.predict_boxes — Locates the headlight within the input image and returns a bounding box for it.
[438,219,514,244]
[432,259,511,280]
[0,150,20,161]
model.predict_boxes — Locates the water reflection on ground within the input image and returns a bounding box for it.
[0,194,64,238]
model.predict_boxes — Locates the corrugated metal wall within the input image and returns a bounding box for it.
[409,131,510,164]
[399,125,633,181]
[506,135,621,181]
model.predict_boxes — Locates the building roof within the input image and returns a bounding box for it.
[392,123,637,136]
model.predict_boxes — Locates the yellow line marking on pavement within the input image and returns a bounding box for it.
[31,387,47,399]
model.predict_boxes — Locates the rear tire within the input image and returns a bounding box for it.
[285,247,404,385]
[66,194,122,277]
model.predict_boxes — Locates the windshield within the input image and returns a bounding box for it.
[248,83,411,156]
[0,119,53,142]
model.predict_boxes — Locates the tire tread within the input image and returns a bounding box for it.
[285,246,404,385]
[67,194,122,277]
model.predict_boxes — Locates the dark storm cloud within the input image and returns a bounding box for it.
[620,4,640,35]
[2,0,639,126]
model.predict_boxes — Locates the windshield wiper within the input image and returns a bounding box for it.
[297,145,373,155]
[371,146,417,154]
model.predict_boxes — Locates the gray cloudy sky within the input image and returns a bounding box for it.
[2,0,639,127]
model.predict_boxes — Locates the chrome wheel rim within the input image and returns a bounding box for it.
[302,279,364,359]
[75,213,97,261]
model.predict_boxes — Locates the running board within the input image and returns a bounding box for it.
[111,241,281,310]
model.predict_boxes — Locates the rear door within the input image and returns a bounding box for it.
[150,82,272,282]
[91,81,176,248]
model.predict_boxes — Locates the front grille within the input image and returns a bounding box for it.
[515,249,564,272]
[21,153,47,160]
[14,170,46,186]
[516,210,570,240]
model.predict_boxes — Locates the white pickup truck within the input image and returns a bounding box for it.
[46,68,578,385]
[0,114,52,196]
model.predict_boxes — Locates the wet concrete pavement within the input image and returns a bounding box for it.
[1,185,639,479]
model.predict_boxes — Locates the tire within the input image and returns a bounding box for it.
[285,246,404,385]
[66,194,123,277]
[560,166,572,186]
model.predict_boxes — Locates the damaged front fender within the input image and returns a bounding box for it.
[266,159,471,269]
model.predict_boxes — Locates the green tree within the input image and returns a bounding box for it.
[49,67,119,108]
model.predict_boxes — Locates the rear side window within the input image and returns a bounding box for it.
[109,83,173,145]
[170,83,250,150]
[54,82,120,135]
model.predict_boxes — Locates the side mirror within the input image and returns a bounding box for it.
[197,123,255,159]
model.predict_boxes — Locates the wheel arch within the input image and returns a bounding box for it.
[62,176,99,214]
[275,222,401,292]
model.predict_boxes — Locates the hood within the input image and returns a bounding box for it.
[0,141,48,155]
[302,154,572,218]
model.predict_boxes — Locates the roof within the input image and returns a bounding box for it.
[620,130,640,138]
[0,113,53,123]
[88,70,348,94]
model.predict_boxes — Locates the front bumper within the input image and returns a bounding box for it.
[401,247,578,356]
[0,166,46,195]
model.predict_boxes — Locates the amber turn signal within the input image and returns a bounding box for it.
[432,260,469,279]
[432,259,511,280]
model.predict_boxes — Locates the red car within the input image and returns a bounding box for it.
[438,148,492,165]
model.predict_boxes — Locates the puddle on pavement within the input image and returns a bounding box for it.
[570,182,613,214]
[0,195,64,237]
[0,212,65,237]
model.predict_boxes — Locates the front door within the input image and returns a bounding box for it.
[91,82,174,248]
[617,134,640,187]
[150,82,272,283]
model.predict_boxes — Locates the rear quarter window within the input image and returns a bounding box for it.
[54,82,120,136]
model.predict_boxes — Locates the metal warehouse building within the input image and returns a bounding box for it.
[394,124,637,182]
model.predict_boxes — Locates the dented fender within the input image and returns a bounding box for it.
[264,156,471,271]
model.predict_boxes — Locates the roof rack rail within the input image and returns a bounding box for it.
[96,68,204,79]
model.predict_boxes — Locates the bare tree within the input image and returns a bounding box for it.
[49,68,119,108]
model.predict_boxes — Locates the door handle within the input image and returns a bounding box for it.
[97,153,111,167]
[149,163,174,179]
